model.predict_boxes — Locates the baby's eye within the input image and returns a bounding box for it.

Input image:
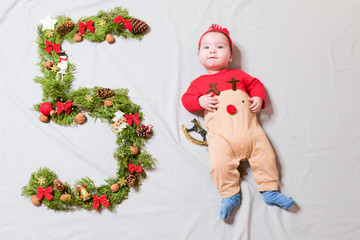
[217,45,224,49]
[203,46,209,49]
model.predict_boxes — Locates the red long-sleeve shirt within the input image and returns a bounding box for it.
[182,69,266,112]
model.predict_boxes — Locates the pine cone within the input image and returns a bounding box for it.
[56,20,75,36]
[127,173,136,187]
[136,124,153,137]
[53,179,67,193]
[98,88,114,99]
[130,18,149,34]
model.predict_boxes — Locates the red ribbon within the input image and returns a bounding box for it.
[123,20,132,32]
[124,113,140,126]
[57,100,72,115]
[128,163,143,173]
[78,20,95,35]
[113,15,132,32]
[45,40,61,54]
[92,194,109,210]
[37,186,53,200]
[113,15,124,24]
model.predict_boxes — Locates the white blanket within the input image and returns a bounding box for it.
[0,0,359,239]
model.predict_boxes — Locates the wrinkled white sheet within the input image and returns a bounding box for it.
[1,0,360,239]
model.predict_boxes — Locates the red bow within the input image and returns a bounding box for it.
[123,20,132,32]
[113,15,132,31]
[124,113,140,126]
[113,15,124,23]
[45,40,61,54]
[78,20,95,35]
[57,100,72,115]
[37,186,53,201]
[128,163,143,173]
[92,194,109,210]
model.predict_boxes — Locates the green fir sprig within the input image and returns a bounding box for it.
[22,7,155,211]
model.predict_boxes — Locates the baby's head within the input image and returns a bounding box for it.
[198,24,233,74]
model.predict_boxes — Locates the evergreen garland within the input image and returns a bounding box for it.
[22,7,155,211]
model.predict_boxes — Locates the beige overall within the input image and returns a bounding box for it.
[205,89,279,198]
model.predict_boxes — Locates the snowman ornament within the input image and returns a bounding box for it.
[57,52,69,80]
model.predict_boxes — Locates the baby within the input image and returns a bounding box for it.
[182,24,294,219]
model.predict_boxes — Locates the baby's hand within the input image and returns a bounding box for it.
[248,96,263,113]
[199,93,219,112]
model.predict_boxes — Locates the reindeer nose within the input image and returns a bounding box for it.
[226,104,237,114]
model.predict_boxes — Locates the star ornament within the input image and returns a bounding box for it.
[98,19,106,26]
[117,178,127,186]
[39,15,58,31]
[38,177,46,185]
[85,95,93,102]
[51,65,59,72]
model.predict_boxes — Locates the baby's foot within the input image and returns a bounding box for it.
[262,191,294,209]
[220,193,241,219]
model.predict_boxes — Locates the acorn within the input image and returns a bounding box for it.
[39,113,50,123]
[130,146,139,156]
[104,99,113,107]
[60,193,71,203]
[75,113,87,124]
[110,183,120,193]
[106,33,115,44]
[31,195,41,206]
[44,61,53,70]
[73,33,83,42]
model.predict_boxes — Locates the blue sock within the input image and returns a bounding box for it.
[262,191,294,209]
[220,193,241,219]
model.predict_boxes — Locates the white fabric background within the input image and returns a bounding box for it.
[1,0,359,239]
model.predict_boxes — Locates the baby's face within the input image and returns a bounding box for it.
[199,32,232,74]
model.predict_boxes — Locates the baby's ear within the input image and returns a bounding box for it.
[229,54,233,63]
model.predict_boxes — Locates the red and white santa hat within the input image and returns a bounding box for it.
[198,24,233,52]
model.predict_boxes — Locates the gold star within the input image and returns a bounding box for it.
[98,19,106,26]
[117,177,127,186]
[51,65,59,72]
[85,95,93,102]
[38,177,46,185]
[45,29,54,37]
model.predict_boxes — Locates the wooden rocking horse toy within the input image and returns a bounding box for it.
[182,118,208,146]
